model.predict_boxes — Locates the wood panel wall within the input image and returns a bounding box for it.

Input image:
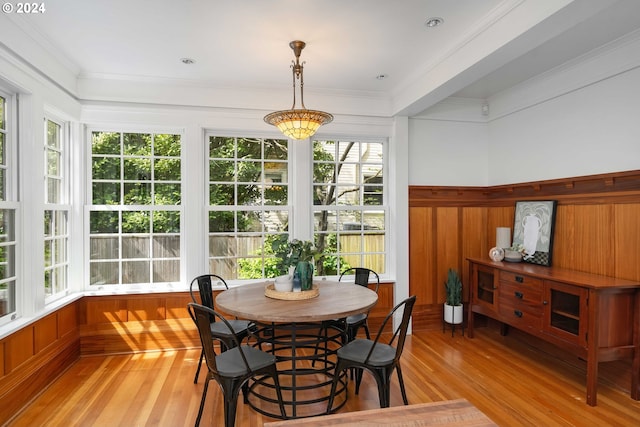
[0,302,80,423]
[409,170,640,330]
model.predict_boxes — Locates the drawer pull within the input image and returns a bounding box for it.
[514,310,523,318]
[514,291,523,299]
[515,276,524,283]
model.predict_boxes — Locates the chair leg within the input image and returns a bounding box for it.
[194,349,204,384]
[224,393,240,427]
[355,368,364,395]
[371,369,391,408]
[194,378,210,427]
[396,364,409,405]
[268,365,287,418]
[326,358,347,414]
[311,322,327,367]
[363,323,371,340]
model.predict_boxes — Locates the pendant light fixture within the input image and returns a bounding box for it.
[264,40,333,140]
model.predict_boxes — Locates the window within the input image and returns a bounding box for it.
[313,140,386,274]
[44,118,69,300]
[207,136,289,279]
[0,89,17,323]
[88,131,181,286]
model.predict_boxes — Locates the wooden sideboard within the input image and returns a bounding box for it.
[467,257,640,406]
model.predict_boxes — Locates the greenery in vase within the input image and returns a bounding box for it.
[444,268,462,306]
[270,235,319,275]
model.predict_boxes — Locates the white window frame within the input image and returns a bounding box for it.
[312,138,388,275]
[44,116,70,303]
[205,133,291,280]
[0,87,19,326]
[85,128,184,290]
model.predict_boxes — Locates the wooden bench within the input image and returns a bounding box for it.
[264,399,497,426]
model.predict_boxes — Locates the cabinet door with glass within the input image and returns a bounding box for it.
[543,280,588,347]
[471,264,499,313]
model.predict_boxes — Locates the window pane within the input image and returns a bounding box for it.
[122,236,149,258]
[153,211,180,233]
[154,158,180,181]
[313,139,386,274]
[123,158,151,180]
[93,182,121,205]
[90,236,118,260]
[90,211,119,233]
[93,157,121,180]
[92,132,121,155]
[209,136,235,158]
[122,211,150,233]
[90,131,181,286]
[154,134,181,156]
[123,133,151,155]
[122,261,150,284]
[153,235,180,257]
[208,136,290,279]
[90,261,119,285]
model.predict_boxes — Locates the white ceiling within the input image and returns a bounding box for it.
[5,0,640,116]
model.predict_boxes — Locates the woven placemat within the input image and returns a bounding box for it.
[265,284,319,300]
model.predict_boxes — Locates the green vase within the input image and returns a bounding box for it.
[295,261,314,291]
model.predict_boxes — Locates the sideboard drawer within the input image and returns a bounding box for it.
[499,270,543,289]
[499,298,543,330]
[499,282,543,308]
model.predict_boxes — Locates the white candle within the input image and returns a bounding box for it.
[496,227,511,248]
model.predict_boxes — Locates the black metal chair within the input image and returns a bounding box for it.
[188,303,286,427]
[190,274,252,383]
[326,295,417,411]
[339,267,380,341]
[312,268,380,368]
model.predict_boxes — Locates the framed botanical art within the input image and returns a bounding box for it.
[512,200,558,266]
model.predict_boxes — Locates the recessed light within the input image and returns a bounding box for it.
[376,74,388,80]
[425,17,444,28]
[180,58,195,65]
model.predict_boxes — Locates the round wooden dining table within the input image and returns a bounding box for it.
[215,280,378,419]
[216,279,378,322]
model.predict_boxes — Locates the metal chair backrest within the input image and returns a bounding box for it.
[189,274,228,321]
[339,267,380,293]
[187,303,250,377]
[365,295,416,364]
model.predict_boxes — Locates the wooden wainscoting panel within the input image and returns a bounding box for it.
[436,207,460,303]
[127,297,166,321]
[83,297,128,324]
[58,302,78,338]
[4,327,34,373]
[615,203,640,280]
[80,318,198,355]
[166,293,191,319]
[571,204,616,276]
[0,340,4,377]
[34,314,57,353]
[367,282,394,334]
[0,329,79,424]
[409,206,435,305]
[462,207,487,302]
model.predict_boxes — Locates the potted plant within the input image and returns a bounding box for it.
[270,236,319,291]
[444,268,463,325]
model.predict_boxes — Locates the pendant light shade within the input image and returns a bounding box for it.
[264,41,333,140]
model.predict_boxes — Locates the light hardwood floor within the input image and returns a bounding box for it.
[7,326,640,426]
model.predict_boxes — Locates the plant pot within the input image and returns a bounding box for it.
[443,303,463,325]
[295,261,314,291]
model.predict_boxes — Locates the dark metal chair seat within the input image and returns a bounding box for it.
[190,274,252,383]
[327,295,417,411]
[188,303,285,427]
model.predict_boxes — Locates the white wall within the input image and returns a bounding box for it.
[409,30,640,186]
[487,66,640,185]
[408,117,489,186]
